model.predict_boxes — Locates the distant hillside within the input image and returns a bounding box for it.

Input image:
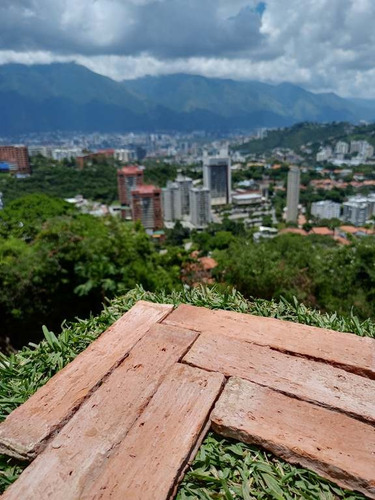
[0,63,374,134]
[124,74,367,124]
[237,122,375,155]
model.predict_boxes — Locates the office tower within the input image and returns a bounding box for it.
[0,146,30,175]
[189,188,211,228]
[286,166,300,223]
[131,185,163,230]
[203,152,231,205]
[117,165,144,206]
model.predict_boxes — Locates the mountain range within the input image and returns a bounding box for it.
[0,63,374,135]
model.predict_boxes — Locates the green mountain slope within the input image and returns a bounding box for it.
[123,74,369,123]
[0,64,374,134]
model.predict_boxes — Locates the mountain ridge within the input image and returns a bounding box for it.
[0,63,374,135]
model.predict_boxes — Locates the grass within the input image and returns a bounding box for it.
[177,433,364,500]
[0,285,372,497]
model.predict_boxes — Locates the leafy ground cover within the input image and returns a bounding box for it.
[0,286,371,498]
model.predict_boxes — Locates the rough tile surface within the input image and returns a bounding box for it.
[183,332,375,423]
[0,301,173,460]
[166,304,375,378]
[212,377,375,499]
[80,363,225,500]
[1,301,373,499]
[1,324,197,500]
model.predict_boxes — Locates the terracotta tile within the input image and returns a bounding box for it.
[183,332,375,423]
[2,324,198,500]
[0,301,173,460]
[80,364,225,500]
[212,378,375,499]
[165,304,375,378]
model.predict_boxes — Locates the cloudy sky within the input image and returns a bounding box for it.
[1,0,374,97]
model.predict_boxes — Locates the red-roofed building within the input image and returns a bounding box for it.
[279,228,308,236]
[311,227,334,236]
[131,185,163,230]
[340,225,359,235]
[117,165,144,206]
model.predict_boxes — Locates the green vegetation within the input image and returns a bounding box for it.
[213,233,375,321]
[0,286,371,497]
[0,155,119,205]
[0,194,184,348]
[238,122,352,155]
[143,159,178,187]
[238,121,375,156]
[178,432,364,499]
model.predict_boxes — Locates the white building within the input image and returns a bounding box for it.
[162,175,193,222]
[203,150,231,205]
[350,141,374,159]
[114,149,136,162]
[316,146,333,162]
[232,193,263,206]
[162,182,182,222]
[311,200,341,220]
[286,166,300,223]
[342,194,375,226]
[342,197,369,226]
[189,188,211,228]
[28,146,53,158]
[174,174,193,215]
[52,148,82,161]
[335,141,349,155]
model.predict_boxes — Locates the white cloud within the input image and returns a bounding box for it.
[0,0,375,97]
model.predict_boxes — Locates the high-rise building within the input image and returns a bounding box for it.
[342,198,368,226]
[311,200,341,220]
[203,152,231,205]
[335,141,349,155]
[117,166,144,206]
[286,166,300,223]
[162,175,193,222]
[342,194,375,226]
[0,146,30,175]
[162,182,182,222]
[114,149,136,162]
[131,185,163,230]
[350,140,374,158]
[174,174,193,215]
[189,188,211,228]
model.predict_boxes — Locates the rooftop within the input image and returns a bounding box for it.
[118,165,142,175]
[311,227,334,236]
[0,300,374,499]
[132,184,160,195]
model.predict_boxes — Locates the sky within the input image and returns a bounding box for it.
[1,0,375,97]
